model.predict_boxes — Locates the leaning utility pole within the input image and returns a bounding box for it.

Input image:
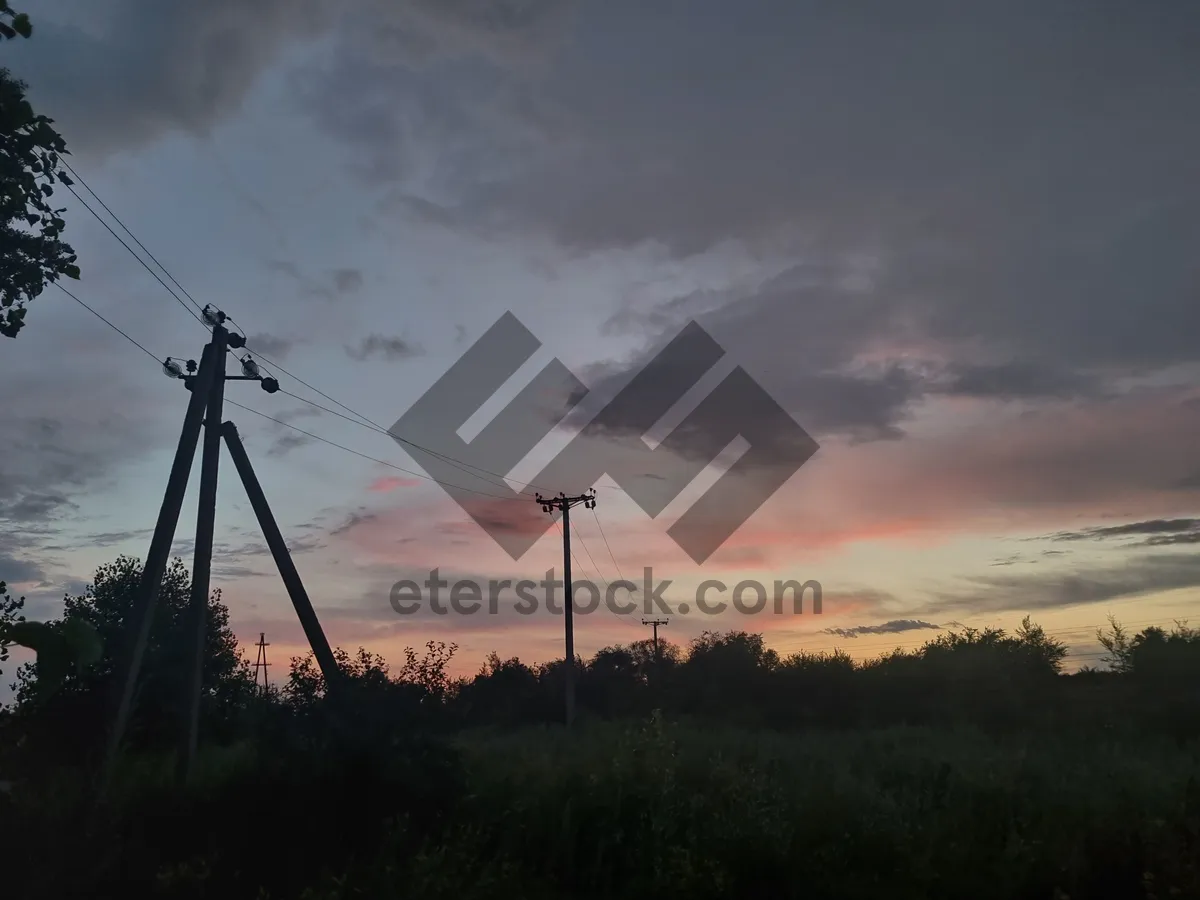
[101,305,342,793]
[642,617,669,668]
[535,489,596,728]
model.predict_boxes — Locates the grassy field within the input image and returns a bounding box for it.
[411,720,1200,900]
[11,718,1199,899]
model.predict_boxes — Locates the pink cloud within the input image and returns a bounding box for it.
[369,475,423,492]
[586,385,1200,570]
[306,385,1200,643]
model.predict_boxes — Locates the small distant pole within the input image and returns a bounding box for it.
[252,632,271,696]
[642,617,669,711]
[643,618,668,668]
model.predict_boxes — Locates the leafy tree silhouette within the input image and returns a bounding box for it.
[0,4,81,338]
[0,580,24,685]
[7,556,252,766]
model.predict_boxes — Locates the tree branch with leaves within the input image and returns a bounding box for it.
[0,3,80,338]
[0,3,31,40]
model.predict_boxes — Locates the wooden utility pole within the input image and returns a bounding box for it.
[101,305,340,794]
[535,489,596,727]
[103,342,216,794]
[178,321,227,781]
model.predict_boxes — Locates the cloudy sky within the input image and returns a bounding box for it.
[2,0,1199,691]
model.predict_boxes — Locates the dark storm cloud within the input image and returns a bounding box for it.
[227,534,324,558]
[570,348,918,443]
[934,362,1103,401]
[557,262,926,440]
[822,620,943,640]
[0,549,45,586]
[17,2,1196,386]
[40,529,153,552]
[293,1,1200,402]
[263,261,367,303]
[266,433,316,459]
[345,334,424,362]
[928,553,1200,618]
[377,191,467,230]
[1146,532,1200,547]
[1047,519,1200,547]
[3,0,331,158]
[332,268,364,294]
[330,510,379,538]
[264,260,301,280]
[0,420,158,595]
[0,491,74,521]
[175,534,325,568]
[211,564,271,582]
[275,406,324,425]
[11,2,1200,471]
[0,365,163,538]
[244,333,295,360]
[455,3,1200,267]
[2,0,574,163]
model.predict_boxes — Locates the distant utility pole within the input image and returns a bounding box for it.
[252,632,271,696]
[536,489,597,728]
[101,305,343,794]
[643,617,669,668]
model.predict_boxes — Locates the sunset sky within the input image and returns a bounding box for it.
[3,1,1199,695]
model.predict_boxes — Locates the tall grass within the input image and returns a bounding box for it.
[6,720,1200,899]
[302,720,1200,900]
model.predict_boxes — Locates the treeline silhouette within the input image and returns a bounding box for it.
[4,554,1200,772]
[4,555,1200,900]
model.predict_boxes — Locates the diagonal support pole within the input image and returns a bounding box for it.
[101,342,218,793]
[221,420,342,695]
[178,326,227,782]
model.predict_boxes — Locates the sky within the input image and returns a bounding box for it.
[2,0,1199,693]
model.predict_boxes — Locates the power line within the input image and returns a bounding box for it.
[45,279,1200,659]
[225,338,563,499]
[273,388,548,496]
[569,519,612,595]
[554,520,590,583]
[57,290,642,665]
[52,280,543,505]
[230,333,376,432]
[592,506,635,589]
[59,158,209,321]
[558,520,640,631]
[222,398,530,501]
[55,161,566,500]
[54,282,162,365]
[40,281,1200,672]
[59,178,208,330]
